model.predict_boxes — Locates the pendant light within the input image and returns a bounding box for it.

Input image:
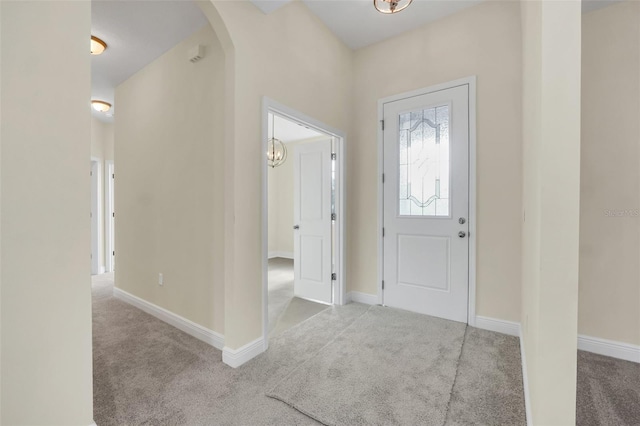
[373,0,413,14]
[267,114,287,168]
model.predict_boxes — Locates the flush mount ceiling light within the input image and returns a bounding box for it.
[373,0,413,14]
[91,35,107,55]
[91,100,111,113]
[267,114,287,168]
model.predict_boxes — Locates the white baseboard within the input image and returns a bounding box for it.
[346,291,377,305]
[474,315,520,337]
[519,327,533,426]
[578,334,640,363]
[113,287,224,350]
[268,251,293,259]
[222,337,265,368]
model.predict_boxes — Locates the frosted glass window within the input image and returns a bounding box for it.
[398,105,450,217]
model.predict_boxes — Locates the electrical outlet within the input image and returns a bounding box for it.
[159,273,164,286]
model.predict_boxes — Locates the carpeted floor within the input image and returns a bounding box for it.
[93,273,640,426]
[268,257,328,336]
[576,350,640,426]
[93,274,527,425]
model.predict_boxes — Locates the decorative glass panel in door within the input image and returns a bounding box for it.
[398,105,450,217]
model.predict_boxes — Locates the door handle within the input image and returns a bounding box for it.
[458,231,466,238]
[293,225,300,230]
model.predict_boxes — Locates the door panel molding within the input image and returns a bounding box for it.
[377,76,477,325]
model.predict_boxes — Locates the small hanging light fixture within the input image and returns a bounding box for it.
[373,0,413,14]
[267,114,287,168]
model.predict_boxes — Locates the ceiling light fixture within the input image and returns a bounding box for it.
[91,35,107,55]
[91,100,112,113]
[373,0,413,14]
[267,114,287,168]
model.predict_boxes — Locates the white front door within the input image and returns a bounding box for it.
[293,139,333,304]
[383,84,469,323]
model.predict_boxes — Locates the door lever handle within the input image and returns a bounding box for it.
[293,225,300,230]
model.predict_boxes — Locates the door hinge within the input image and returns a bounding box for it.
[381,120,385,131]
[113,251,115,256]
[112,173,115,179]
[382,280,385,290]
[382,173,385,183]
[112,212,115,218]
[382,227,385,237]
[331,213,336,220]
[331,153,336,160]
[331,273,337,281]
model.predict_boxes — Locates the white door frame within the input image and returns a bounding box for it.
[377,76,477,326]
[105,160,115,272]
[90,157,102,275]
[262,97,346,348]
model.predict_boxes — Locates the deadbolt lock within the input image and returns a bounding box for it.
[458,217,466,225]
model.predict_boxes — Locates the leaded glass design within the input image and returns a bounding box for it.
[398,105,450,216]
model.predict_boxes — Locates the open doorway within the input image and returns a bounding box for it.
[263,101,346,342]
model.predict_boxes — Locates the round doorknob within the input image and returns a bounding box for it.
[458,231,466,238]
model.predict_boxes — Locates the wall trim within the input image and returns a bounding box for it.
[578,334,640,363]
[346,291,377,305]
[474,315,520,337]
[268,251,293,259]
[113,287,224,350]
[519,326,533,426]
[222,337,265,368]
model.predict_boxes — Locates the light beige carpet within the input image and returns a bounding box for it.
[267,306,467,426]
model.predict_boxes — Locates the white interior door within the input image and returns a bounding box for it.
[293,139,332,304]
[91,160,99,275]
[106,162,115,272]
[383,84,469,323]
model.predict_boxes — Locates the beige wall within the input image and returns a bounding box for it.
[204,0,354,349]
[521,1,581,424]
[352,0,523,322]
[0,1,94,424]
[580,1,640,346]
[115,26,226,334]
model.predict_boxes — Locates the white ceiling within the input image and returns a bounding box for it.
[93,0,623,122]
[252,0,626,50]
[269,113,325,143]
[91,0,208,122]
[301,0,483,50]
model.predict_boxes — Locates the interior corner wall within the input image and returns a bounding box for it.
[521,1,581,424]
[0,1,94,424]
[352,0,523,322]
[211,0,353,349]
[579,1,640,346]
[115,25,225,334]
